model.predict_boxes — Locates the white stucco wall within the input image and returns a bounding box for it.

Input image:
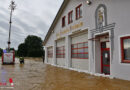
[85,0,130,80]
[47,58,53,64]
[44,0,130,80]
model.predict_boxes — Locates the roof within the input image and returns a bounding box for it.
[43,0,69,46]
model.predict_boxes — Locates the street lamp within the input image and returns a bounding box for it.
[8,0,16,50]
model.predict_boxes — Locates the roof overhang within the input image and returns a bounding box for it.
[43,0,69,46]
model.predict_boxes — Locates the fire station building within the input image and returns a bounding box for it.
[43,0,130,81]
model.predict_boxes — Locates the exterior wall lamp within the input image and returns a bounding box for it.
[86,0,92,5]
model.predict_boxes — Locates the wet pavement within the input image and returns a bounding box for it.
[0,58,130,90]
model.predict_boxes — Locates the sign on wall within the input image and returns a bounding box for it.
[56,22,83,39]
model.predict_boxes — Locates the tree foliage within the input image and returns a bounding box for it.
[0,48,3,56]
[17,35,44,57]
[17,43,27,57]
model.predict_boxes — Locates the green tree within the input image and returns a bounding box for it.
[0,48,3,56]
[10,48,15,51]
[25,35,44,57]
[17,35,44,57]
[15,50,18,57]
[17,43,27,57]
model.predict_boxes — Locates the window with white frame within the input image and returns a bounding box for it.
[121,36,130,63]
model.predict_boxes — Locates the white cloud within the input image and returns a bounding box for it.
[0,27,8,33]
[0,0,63,49]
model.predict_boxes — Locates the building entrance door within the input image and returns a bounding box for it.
[101,42,110,75]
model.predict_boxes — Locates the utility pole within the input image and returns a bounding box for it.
[8,0,16,50]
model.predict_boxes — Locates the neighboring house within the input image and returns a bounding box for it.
[43,0,130,81]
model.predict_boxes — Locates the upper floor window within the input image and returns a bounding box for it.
[121,36,130,63]
[62,16,66,27]
[68,11,73,24]
[76,4,82,20]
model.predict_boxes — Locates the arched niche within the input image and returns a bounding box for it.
[95,4,107,29]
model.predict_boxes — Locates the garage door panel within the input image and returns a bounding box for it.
[72,33,88,44]
[72,59,89,70]
[48,58,53,64]
[71,32,89,70]
[56,38,65,47]
[56,38,65,66]
[57,58,65,66]
[47,47,53,64]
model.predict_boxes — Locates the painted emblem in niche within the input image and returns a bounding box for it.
[98,8,104,27]
[95,4,107,29]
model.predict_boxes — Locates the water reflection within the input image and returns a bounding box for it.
[19,64,24,68]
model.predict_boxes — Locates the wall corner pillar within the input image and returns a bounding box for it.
[65,36,71,68]
[44,46,48,63]
[53,41,57,65]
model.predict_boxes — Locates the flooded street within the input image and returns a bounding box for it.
[0,58,130,90]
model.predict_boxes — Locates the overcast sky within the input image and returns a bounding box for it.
[0,0,63,49]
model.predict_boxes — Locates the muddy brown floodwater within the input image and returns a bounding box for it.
[0,58,130,90]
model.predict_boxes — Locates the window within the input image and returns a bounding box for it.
[121,36,130,63]
[76,4,82,20]
[56,46,65,58]
[62,16,66,27]
[68,11,73,24]
[101,42,110,48]
[71,42,88,59]
[47,47,53,58]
